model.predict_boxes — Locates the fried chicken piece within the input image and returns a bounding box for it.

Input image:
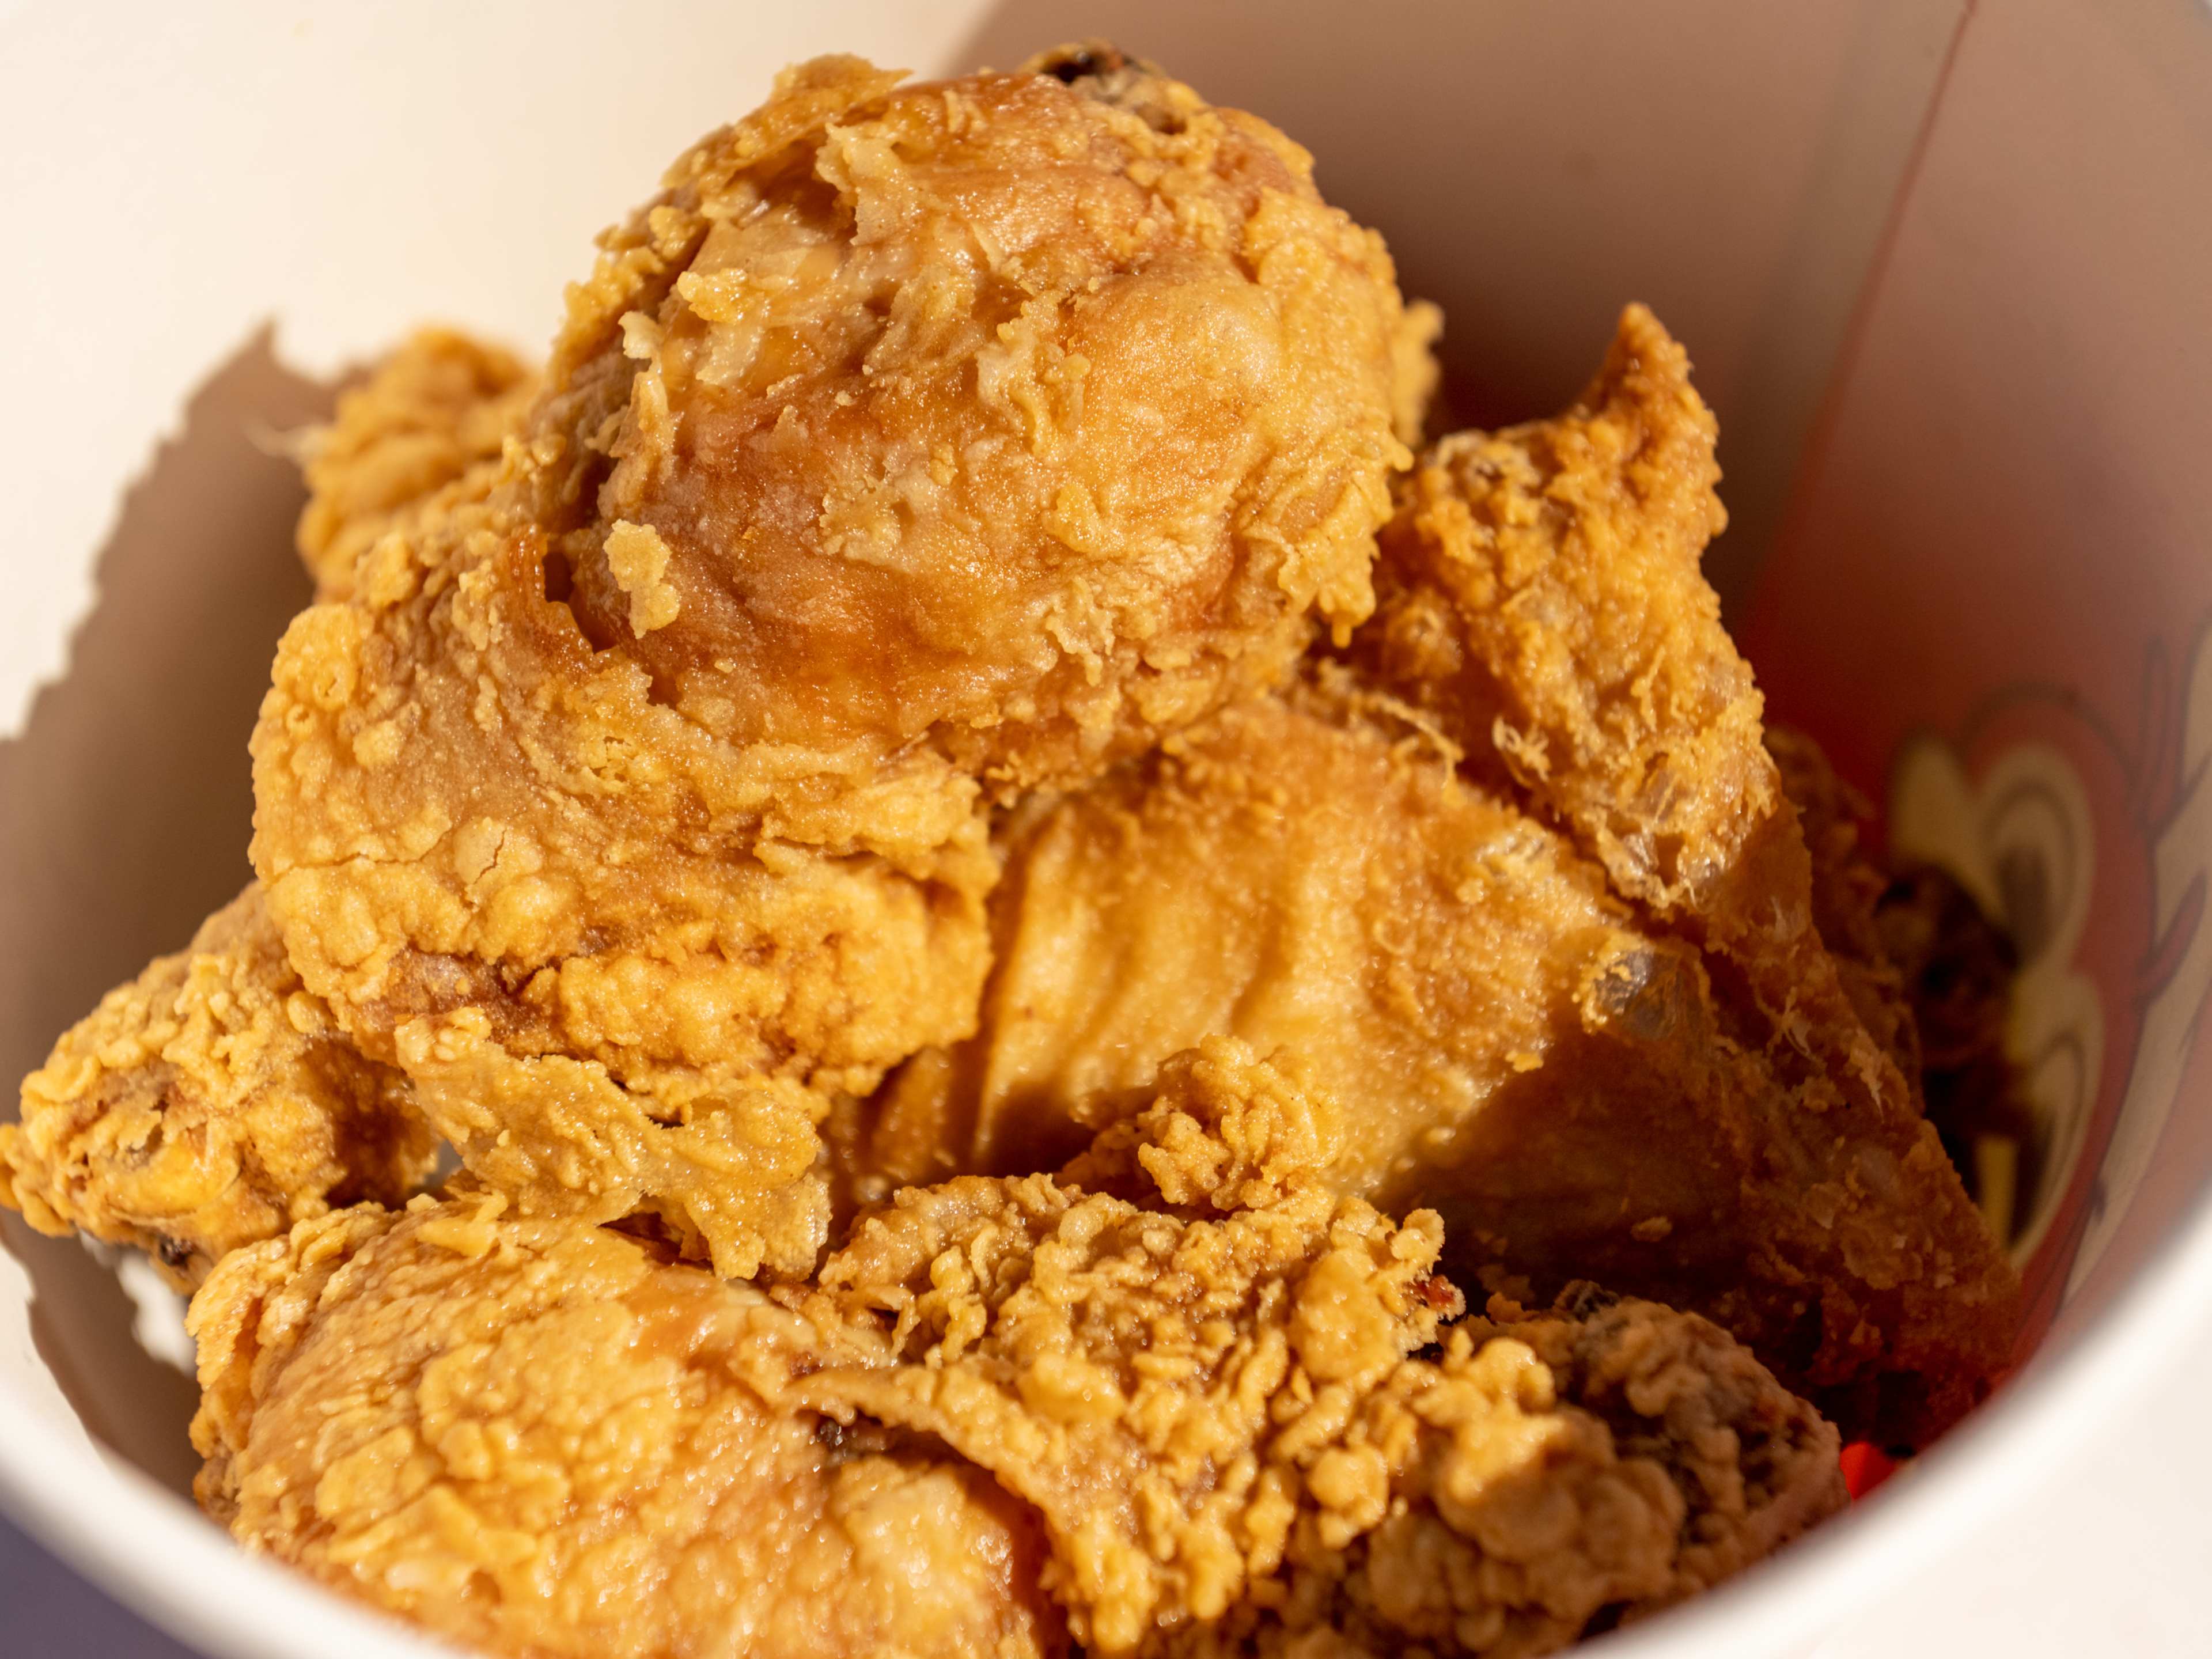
[1328,308,2015,1438]
[793,1041,1840,1656]
[787,1041,1458,1654]
[1353,312,1910,1124]
[192,1047,1836,1659]
[874,677,2013,1443]
[2,334,528,1284]
[549,47,1419,793]
[1163,1288,1844,1658]
[189,1190,1067,1659]
[1,334,528,1283]
[874,673,1703,1213]
[296,328,536,600]
[1,886,433,1289]
[248,51,1425,1277]
[1353,305,1765,952]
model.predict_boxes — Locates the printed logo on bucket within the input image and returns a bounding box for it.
[1887,614,2212,1342]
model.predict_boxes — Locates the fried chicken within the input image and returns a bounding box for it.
[1330,308,2019,1440]
[2,885,433,1289]
[191,1043,1840,1659]
[0,331,543,1287]
[866,671,1691,1205]
[0,35,2052,1658]
[801,1038,1837,1657]
[190,1190,1066,1659]
[550,46,1422,791]
[1352,305,1763,957]
[1351,313,1949,1206]
[1158,1289,1844,1658]
[786,1060,1459,1653]
[296,328,536,600]
[878,667,2013,1444]
[247,51,1427,1277]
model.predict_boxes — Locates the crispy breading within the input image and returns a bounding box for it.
[1354,304,1755,936]
[1059,1034,1345,1214]
[1322,310,2017,1440]
[881,677,2014,1444]
[296,328,536,600]
[191,1047,1838,1659]
[189,1191,1066,1659]
[2,331,533,1286]
[546,50,1418,794]
[2,885,433,1288]
[3,37,2043,1657]
[1354,313,1907,1130]
[797,1043,1840,1655]
[247,52,1424,1276]
[787,1042,1457,1654]
[1161,1287,1843,1657]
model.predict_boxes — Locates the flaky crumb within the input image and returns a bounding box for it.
[2,885,434,1288]
[603,519,681,635]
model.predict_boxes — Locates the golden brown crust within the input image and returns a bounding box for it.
[1,885,433,1289]
[188,1192,1067,1659]
[538,51,1416,794]
[1160,1289,1843,1658]
[796,1048,1842,1656]
[910,668,2013,1444]
[296,328,535,600]
[1059,1035,1346,1214]
[1357,310,1868,1081]
[1338,310,2017,1441]
[248,54,1424,1277]
[190,1051,1840,1659]
[1356,305,1745,885]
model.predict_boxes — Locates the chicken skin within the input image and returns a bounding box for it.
[191,1190,1066,1659]
[246,50,1427,1277]
[1341,308,2016,1437]
[296,327,537,601]
[3,331,535,1289]
[191,1042,1840,1659]
[2,885,433,1289]
[880,666,2014,1444]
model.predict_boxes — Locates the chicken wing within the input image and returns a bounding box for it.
[1351,305,1764,959]
[1351,312,1931,1172]
[2,885,433,1288]
[1339,308,2017,1439]
[247,50,1427,1276]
